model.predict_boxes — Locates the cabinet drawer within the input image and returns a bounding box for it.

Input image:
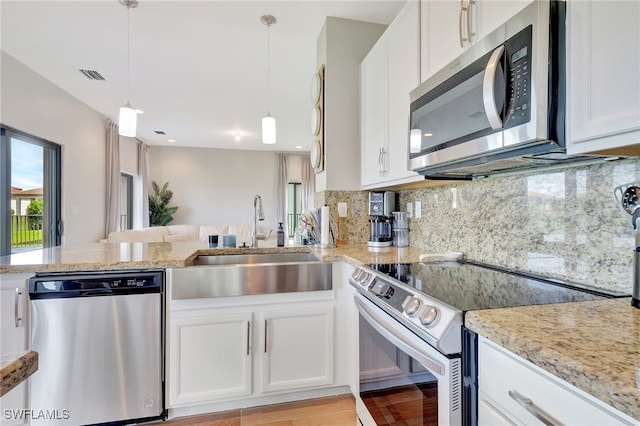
[478,337,634,425]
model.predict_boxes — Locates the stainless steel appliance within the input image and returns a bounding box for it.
[408,0,599,180]
[349,261,625,425]
[28,270,165,425]
[369,191,395,216]
[368,191,396,247]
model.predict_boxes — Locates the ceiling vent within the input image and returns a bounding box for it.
[79,69,106,81]
[154,131,166,135]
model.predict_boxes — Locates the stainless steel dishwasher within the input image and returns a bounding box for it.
[28,270,165,425]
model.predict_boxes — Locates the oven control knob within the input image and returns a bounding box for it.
[375,283,394,299]
[403,297,422,317]
[419,306,438,326]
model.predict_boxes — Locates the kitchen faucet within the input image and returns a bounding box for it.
[252,194,266,248]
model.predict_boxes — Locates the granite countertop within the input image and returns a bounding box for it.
[466,298,640,421]
[0,241,428,274]
[1,351,38,397]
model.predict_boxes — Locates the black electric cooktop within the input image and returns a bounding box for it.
[367,261,625,312]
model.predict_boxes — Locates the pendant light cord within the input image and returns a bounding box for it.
[127,3,131,101]
[266,21,271,111]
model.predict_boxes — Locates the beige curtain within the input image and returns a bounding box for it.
[138,141,150,228]
[301,155,314,211]
[276,154,288,234]
[105,120,120,236]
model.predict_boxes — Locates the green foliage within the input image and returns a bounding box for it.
[26,198,43,230]
[149,181,179,226]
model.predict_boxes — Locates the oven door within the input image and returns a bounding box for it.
[355,294,461,426]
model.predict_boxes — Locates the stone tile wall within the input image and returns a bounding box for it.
[317,157,640,294]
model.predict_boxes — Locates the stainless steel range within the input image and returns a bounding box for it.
[349,260,625,426]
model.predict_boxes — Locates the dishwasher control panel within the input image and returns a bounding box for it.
[29,271,163,299]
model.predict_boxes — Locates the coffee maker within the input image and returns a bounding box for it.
[368,191,395,247]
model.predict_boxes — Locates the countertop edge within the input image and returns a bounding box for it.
[0,351,38,397]
[466,300,640,422]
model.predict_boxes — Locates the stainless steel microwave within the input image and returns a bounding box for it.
[409,0,573,179]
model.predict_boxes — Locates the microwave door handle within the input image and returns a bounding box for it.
[483,45,505,130]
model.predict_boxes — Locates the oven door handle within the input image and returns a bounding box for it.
[355,295,445,375]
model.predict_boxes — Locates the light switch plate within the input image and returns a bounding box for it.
[406,202,413,218]
[337,202,348,217]
[415,201,422,218]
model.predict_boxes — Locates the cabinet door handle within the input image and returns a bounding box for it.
[466,0,475,44]
[246,321,251,355]
[377,147,383,176]
[14,288,22,327]
[508,390,564,426]
[264,319,268,353]
[458,0,467,47]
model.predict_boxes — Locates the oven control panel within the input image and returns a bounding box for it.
[349,266,463,354]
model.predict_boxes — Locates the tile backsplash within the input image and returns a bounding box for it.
[318,158,640,294]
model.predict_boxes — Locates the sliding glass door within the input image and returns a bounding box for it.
[0,126,61,255]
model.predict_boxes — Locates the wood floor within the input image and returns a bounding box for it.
[158,394,357,426]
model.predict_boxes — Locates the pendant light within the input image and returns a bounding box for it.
[261,14,277,145]
[118,0,142,137]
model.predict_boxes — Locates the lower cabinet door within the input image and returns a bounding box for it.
[259,306,334,393]
[169,312,252,406]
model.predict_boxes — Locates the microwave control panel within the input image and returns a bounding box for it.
[504,25,533,129]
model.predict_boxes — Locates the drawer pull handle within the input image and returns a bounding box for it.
[508,390,564,426]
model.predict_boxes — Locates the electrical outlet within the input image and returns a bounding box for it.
[406,202,413,218]
[415,201,422,218]
[337,202,348,217]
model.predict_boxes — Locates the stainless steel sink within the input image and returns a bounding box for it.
[191,252,321,266]
[172,251,331,299]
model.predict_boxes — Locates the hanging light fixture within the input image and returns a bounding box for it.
[261,14,277,145]
[118,0,142,137]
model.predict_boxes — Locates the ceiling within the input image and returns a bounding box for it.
[1,0,405,153]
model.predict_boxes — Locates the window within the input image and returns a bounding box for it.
[1,126,61,255]
[287,182,302,237]
[120,173,133,230]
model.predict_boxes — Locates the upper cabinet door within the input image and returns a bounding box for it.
[421,0,473,81]
[478,0,533,37]
[567,0,640,155]
[421,0,533,82]
[386,1,422,183]
[361,37,389,187]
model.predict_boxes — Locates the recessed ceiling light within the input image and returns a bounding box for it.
[295,145,303,149]
[168,139,176,143]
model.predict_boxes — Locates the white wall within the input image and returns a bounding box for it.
[1,51,107,244]
[148,146,278,228]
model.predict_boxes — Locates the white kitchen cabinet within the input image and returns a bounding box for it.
[478,336,637,426]
[0,274,31,426]
[361,1,422,188]
[258,307,334,393]
[361,37,389,187]
[566,0,640,155]
[167,290,337,410]
[420,0,533,81]
[168,312,253,406]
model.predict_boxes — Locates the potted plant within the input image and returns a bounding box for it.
[149,181,178,226]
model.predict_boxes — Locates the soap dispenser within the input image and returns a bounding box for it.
[276,222,285,247]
